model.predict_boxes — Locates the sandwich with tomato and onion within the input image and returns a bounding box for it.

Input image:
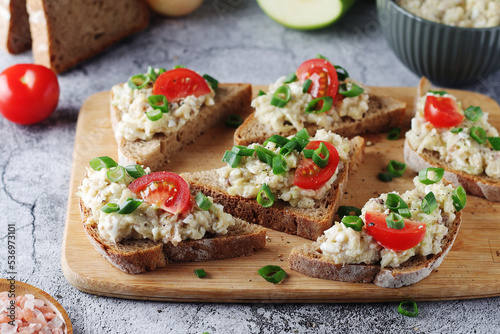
[289,167,466,288]
[404,77,500,202]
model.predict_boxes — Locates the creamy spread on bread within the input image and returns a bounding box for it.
[77,167,235,245]
[406,92,500,178]
[252,76,369,133]
[320,176,456,268]
[111,77,215,142]
[217,129,351,208]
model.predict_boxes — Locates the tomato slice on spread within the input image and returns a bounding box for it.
[296,58,339,100]
[293,140,340,190]
[152,68,211,103]
[424,95,464,128]
[128,172,192,215]
[364,211,426,252]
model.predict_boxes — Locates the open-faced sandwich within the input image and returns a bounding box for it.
[77,156,266,274]
[110,66,252,171]
[234,56,406,146]
[182,129,364,240]
[405,77,500,202]
[289,167,466,288]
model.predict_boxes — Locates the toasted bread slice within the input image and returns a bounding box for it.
[0,0,31,54]
[289,209,462,288]
[80,202,267,275]
[181,136,365,241]
[234,94,406,146]
[404,77,500,202]
[111,83,252,171]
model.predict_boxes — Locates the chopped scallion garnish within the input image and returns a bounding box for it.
[107,166,126,182]
[194,269,207,278]
[337,206,362,219]
[315,54,329,61]
[334,65,349,81]
[257,265,287,284]
[398,301,419,317]
[117,198,143,214]
[264,134,289,148]
[470,126,487,144]
[225,114,243,128]
[146,109,163,121]
[464,106,483,121]
[302,149,314,159]
[302,79,312,93]
[174,64,185,69]
[89,156,117,171]
[452,186,466,212]
[222,150,242,168]
[387,160,407,177]
[487,137,500,150]
[378,173,392,182]
[341,216,364,231]
[418,167,444,185]
[157,68,166,76]
[203,74,218,91]
[195,192,212,211]
[428,90,447,96]
[386,193,411,218]
[338,83,364,97]
[312,142,329,168]
[255,146,277,166]
[421,191,437,214]
[305,96,333,114]
[128,74,150,90]
[283,72,297,84]
[125,165,146,179]
[100,203,119,214]
[148,95,169,113]
[279,140,299,156]
[147,66,157,81]
[386,212,404,229]
[387,127,401,140]
[270,85,291,108]
[258,90,266,96]
[231,145,255,157]
[451,128,463,134]
[272,155,288,175]
[257,183,275,208]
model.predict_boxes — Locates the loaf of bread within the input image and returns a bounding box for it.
[0,0,31,54]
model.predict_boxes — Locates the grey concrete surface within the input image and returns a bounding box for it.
[1,1,500,333]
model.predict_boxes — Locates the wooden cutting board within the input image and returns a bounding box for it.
[62,86,500,302]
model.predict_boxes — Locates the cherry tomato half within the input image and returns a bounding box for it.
[364,211,426,252]
[129,171,192,215]
[293,140,340,190]
[424,95,464,128]
[0,64,59,125]
[296,58,339,100]
[152,68,211,103]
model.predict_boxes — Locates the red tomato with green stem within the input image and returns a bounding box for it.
[0,64,59,125]
[293,140,339,190]
[153,68,211,103]
[424,95,464,128]
[296,58,339,100]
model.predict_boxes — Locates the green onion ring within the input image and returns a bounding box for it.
[147,66,157,81]
[341,216,364,231]
[231,145,255,157]
[386,212,405,229]
[89,156,117,171]
[264,134,289,148]
[222,150,242,168]
[302,79,312,93]
[295,128,309,140]
[421,191,437,214]
[452,186,467,212]
[279,140,300,156]
[387,127,401,140]
[148,95,169,113]
[315,54,329,61]
[312,142,329,168]
[203,74,219,91]
[338,83,364,97]
[387,160,407,178]
[428,90,447,96]
[100,203,119,214]
[174,64,185,69]
[283,72,297,84]
[257,265,287,284]
[385,194,412,218]
[470,126,487,144]
[195,192,212,211]
[334,65,349,81]
[257,183,275,208]
[418,167,444,185]
[305,96,333,114]
[157,68,166,76]
[451,128,463,134]
[270,85,291,108]
[117,198,143,214]
[255,146,277,166]
[398,301,419,317]
[225,114,243,128]
[128,74,150,90]
[378,173,392,182]
[194,269,207,278]
[107,166,126,182]
[302,149,314,159]
[258,90,266,96]
[125,165,146,179]
[464,106,483,121]
[337,206,362,219]
[146,109,163,122]
[487,137,500,151]
[272,155,288,175]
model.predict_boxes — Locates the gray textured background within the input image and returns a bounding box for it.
[1,1,500,333]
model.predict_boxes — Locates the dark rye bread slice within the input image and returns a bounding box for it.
[27,0,149,73]
[404,77,500,202]
[234,94,406,146]
[80,203,267,275]
[111,83,252,171]
[181,136,365,240]
[0,0,31,54]
[289,209,463,288]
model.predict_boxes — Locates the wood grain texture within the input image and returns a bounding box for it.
[0,279,73,333]
[62,86,500,302]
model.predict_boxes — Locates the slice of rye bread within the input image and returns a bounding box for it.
[289,208,463,288]
[0,0,31,54]
[26,0,149,73]
[80,202,267,275]
[404,77,500,202]
[111,83,252,171]
[234,94,406,146]
[181,136,365,240]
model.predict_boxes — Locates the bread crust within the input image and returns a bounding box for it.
[0,0,31,54]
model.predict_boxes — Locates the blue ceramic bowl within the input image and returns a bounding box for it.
[376,0,500,87]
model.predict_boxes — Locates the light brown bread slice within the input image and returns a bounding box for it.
[181,136,365,240]
[404,77,500,202]
[0,0,31,54]
[80,203,267,275]
[26,0,149,73]
[111,83,252,171]
[289,207,462,288]
[234,94,406,146]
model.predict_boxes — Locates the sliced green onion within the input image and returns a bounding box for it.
[334,65,349,81]
[378,173,392,182]
[421,191,437,215]
[470,126,487,144]
[255,146,277,166]
[386,212,405,230]
[338,83,364,97]
[290,129,310,152]
[89,156,117,171]
[387,127,401,140]
[157,68,166,76]
[148,95,169,113]
[312,142,329,168]
[305,96,333,114]
[147,66,157,81]
[487,137,500,150]
[125,165,146,179]
[315,53,329,61]
[222,150,242,168]
[195,192,212,211]
[194,269,207,278]
[387,160,407,177]
[279,140,299,156]
[257,183,275,208]
[146,109,163,121]
[225,114,243,128]
[398,208,411,218]
[258,90,266,96]
[107,166,126,182]
[385,193,411,218]
[418,167,444,185]
[398,301,418,317]
[257,265,287,284]
[452,186,466,212]
[174,64,185,69]
[303,149,314,159]
[464,106,483,121]
[341,216,364,231]
[451,128,463,134]
[272,155,288,175]
[337,206,362,219]
[283,72,297,84]
[264,134,289,148]
[128,74,150,90]
[231,145,255,156]
[203,74,218,91]
[117,198,143,214]
[295,128,309,140]
[100,203,119,214]
[428,90,447,96]
[270,85,291,108]
[302,79,312,93]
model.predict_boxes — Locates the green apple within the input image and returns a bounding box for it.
[257,0,357,30]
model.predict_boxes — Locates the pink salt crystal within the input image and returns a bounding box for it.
[0,322,18,334]
[33,299,45,308]
[41,326,52,334]
[44,312,56,320]
[0,300,6,313]
[15,305,22,319]
[47,316,63,329]
[24,299,35,311]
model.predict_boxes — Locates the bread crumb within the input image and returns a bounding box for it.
[366,141,373,146]
[266,236,271,242]
[277,254,283,258]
